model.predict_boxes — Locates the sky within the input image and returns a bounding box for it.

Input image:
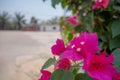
[0,0,71,22]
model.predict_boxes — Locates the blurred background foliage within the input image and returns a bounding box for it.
[0,11,59,30]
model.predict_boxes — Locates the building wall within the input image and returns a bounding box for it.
[40,24,60,32]
[21,25,39,31]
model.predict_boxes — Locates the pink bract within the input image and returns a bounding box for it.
[54,58,71,70]
[83,51,116,80]
[51,39,65,56]
[92,0,109,9]
[113,72,120,80]
[67,15,80,26]
[38,70,51,80]
[62,32,100,61]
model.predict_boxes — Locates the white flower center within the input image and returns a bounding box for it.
[80,41,85,45]
[71,44,75,48]
[77,48,81,52]
[98,0,102,2]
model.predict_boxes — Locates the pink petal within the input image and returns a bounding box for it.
[51,39,65,56]
[56,39,65,49]
[80,32,100,54]
[83,53,92,70]
[99,52,114,63]
[88,65,115,80]
[62,49,83,61]
[88,70,112,80]
[92,0,109,9]
[102,0,109,8]
[107,54,114,63]
[54,58,71,70]
[113,72,120,80]
[99,51,107,57]
[66,32,100,60]
[84,52,116,80]
[73,15,77,19]
[92,5,97,9]
[39,70,51,80]
[51,45,60,55]
[67,15,79,25]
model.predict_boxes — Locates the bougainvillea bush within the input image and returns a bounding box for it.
[39,0,120,80]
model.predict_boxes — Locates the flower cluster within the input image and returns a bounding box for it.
[39,32,120,80]
[67,15,80,26]
[92,0,109,9]
[38,0,120,80]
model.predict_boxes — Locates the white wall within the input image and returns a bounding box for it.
[40,24,60,32]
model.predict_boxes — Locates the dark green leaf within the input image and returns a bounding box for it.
[112,48,120,65]
[42,58,56,69]
[113,5,120,11]
[100,32,109,42]
[116,0,120,3]
[112,48,120,72]
[99,11,112,21]
[83,11,94,32]
[75,73,93,80]
[75,26,85,32]
[50,69,74,80]
[111,20,120,38]
[109,35,120,49]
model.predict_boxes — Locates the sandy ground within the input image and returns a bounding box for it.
[0,31,61,80]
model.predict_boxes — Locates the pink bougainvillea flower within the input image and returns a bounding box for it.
[62,32,100,61]
[51,39,65,56]
[83,51,116,80]
[92,0,109,9]
[54,58,71,70]
[67,15,80,26]
[38,70,51,80]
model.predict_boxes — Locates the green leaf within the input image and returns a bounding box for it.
[83,11,94,32]
[100,32,109,42]
[115,65,120,72]
[112,48,120,71]
[65,25,71,33]
[75,25,85,32]
[50,69,74,80]
[112,48,120,65]
[116,0,120,3]
[109,35,120,49]
[42,58,56,69]
[61,0,67,8]
[68,33,73,41]
[51,0,62,8]
[111,20,120,38]
[70,66,80,75]
[113,5,120,11]
[75,73,93,80]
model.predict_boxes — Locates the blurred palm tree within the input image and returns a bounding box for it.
[48,17,59,24]
[30,16,38,25]
[0,11,10,30]
[14,12,26,30]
